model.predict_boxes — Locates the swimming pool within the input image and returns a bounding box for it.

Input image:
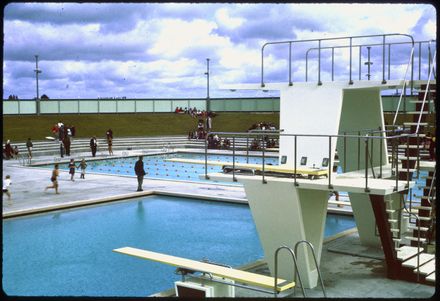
[3,195,355,297]
[37,152,278,184]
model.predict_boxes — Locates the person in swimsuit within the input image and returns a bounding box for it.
[45,164,60,194]
[68,159,76,181]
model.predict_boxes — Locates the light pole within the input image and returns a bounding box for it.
[204,58,210,112]
[34,55,42,115]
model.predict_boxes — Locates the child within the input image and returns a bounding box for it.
[3,175,12,203]
[77,158,87,179]
[45,164,60,194]
[68,159,76,181]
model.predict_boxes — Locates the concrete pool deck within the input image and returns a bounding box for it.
[2,148,435,298]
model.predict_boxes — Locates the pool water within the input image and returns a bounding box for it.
[38,153,278,184]
[3,195,355,297]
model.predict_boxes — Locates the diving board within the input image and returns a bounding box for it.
[113,247,295,292]
[166,158,328,177]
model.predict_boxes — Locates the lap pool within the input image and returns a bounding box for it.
[3,195,356,297]
[35,152,278,184]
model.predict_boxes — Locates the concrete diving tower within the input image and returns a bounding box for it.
[208,79,417,289]
[206,34,435,288]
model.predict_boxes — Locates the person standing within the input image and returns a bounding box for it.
[45,164,60,194]
[59,141,65,158]
[107,136,113,156]
[68,158,76,181]
[63,135,71,156]
[26,138,33,159]
[134,156,146,192]
[77,158,87,179]
[90,136,98,157]
[4,140,13,159]
[106,129,113,140]
[3,175,12,203]
[206,115,212,131]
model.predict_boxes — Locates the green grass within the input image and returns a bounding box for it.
[3,112,279,142]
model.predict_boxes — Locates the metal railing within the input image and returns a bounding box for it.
[305,40,435,83]
[274,246,305,297]
[415,49,437,134]
[400,194,422,282]
[294,241,326,297]
[204,130,419,192]
[261,33,414,87]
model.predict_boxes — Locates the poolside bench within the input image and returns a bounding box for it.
[113,247,295,294]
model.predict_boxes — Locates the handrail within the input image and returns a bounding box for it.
[415,49,436,134]
[261,33,414,87]
[401,195,422,282]
[209,130,417,140]
[294,240,326,297]
[305,40,435,82]
[274,246,305,297]
[426,167,436,207]
[205,130,411,192]
[392,46,416,126]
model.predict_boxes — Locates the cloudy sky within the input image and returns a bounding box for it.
[3,2,436,100]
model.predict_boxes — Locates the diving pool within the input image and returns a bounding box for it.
[3,195,355,297]
[36,152,278,184]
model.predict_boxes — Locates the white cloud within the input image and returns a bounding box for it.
[215,7,244,30]
[422,19,436,38]
[148,18,228,59]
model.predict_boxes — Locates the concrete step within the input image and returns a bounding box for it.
[402,253,434,268]
[425,272,436,283]
[412,205,433,211]
[408,225,430,232]
[403,236,427,243]
[396,245,422,261]
[414,258,435,275]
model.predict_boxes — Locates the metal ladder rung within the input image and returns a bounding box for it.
[408,225,429,231]
[404,236,427,243]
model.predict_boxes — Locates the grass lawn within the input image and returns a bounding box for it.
[3,112,279,142]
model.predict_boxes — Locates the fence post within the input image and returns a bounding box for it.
[262,135,267,184]
[328,136,333,189]
[294,135,298,186]
[357,131,361,170]
[343,131,347,173]
[365,135,370,192]
[232,136,237,182]
[204,135,209,180]
[379,127,383,178]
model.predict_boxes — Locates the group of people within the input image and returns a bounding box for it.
[44,158,88,194]
[248,122,277,132]
[52,121,76,158]
[207,134,231,149]
[174,106,210,119]
[88,129,113,157]
[187,113,214,140]
[51,121,76,140]
[3,140,20,160]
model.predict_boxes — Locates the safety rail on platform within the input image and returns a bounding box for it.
[393,41,436,128]
[305,40,436,83]
[261,33,414,87]
[204,130,421,193]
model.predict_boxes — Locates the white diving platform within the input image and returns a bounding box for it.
[113,247,295,293]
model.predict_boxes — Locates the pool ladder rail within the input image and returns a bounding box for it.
[172,240,326,298]
[274,241,327,298]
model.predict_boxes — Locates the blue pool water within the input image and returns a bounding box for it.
[38,153,278,184]
[3,195,355,297]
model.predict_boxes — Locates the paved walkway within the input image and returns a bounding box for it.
[2,149,247,217]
